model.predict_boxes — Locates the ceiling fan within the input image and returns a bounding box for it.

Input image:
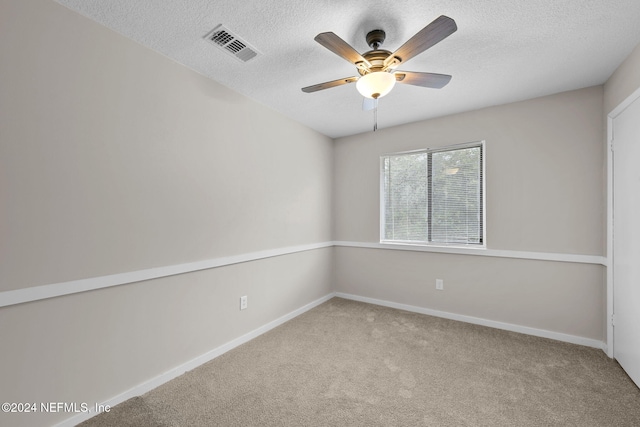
[301,15,457,101]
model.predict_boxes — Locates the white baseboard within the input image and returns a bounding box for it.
[54,293,335,427]
[335,292,606,351]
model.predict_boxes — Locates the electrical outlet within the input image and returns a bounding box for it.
[240,295,248,310]
[436,279,444,291]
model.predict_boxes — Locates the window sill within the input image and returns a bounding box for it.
[380,240,485,251]
[378,241,486,255]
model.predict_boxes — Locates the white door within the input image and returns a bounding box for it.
[613,94,640,388]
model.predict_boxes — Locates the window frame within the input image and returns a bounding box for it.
[379,140,486,249]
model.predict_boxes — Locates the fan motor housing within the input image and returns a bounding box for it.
[358,49,392,76]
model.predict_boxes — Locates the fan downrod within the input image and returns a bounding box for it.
[366,29,386,49]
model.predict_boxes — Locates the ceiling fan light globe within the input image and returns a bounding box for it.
[356,72,396,99]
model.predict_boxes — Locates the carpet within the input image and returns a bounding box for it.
[80,297,640,426]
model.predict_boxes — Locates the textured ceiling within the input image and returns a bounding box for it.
[56,0,640,138]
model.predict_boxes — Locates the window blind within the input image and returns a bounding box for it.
[382,142,483,246]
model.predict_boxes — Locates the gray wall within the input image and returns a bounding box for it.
[0,1,333,426]
[332,86,606,341]
[0,0,333,291]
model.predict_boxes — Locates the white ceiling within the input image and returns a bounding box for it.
[56,0,640,138]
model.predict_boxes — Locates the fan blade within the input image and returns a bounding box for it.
[395,71,452,89]
[384,16,457,68]
[301,76,359,93]
[315,32,372,69]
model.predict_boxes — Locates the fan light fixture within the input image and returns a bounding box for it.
[356,72,396,99]
[301,16,458,131]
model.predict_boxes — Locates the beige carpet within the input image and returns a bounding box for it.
[80,297,640,426]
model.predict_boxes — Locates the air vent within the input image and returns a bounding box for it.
[205,24,259,62]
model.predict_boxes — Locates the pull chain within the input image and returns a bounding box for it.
[373,97,379,132]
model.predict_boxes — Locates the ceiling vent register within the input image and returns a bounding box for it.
[205,24,259,62]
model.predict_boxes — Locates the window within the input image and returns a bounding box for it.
[381,141,484,246]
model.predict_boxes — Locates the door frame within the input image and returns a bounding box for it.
[606,85,640,358]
